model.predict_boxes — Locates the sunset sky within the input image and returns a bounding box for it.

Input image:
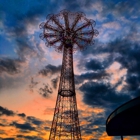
[1,0,140,140]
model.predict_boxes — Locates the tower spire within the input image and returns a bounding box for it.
[40,10,98,140]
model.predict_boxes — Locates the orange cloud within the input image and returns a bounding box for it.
[99,132,113,140]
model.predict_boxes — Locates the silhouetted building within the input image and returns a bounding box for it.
[106,96,140,140]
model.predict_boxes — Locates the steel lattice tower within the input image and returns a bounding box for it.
[40,10,98,140]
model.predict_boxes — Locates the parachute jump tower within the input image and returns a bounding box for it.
[40,10,98,140]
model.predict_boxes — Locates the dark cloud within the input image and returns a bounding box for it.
[16,135,43,140]
[11,122,35,131]
[0,123,5,127]
[85,59,104,70]
[77,25,140,111]
[44,126,50,130]
[104,37,140,97]
[79,40,104,56]
[79,81,131,108]
[0,106,15,116]
[51,77,59,89]
[18,113,26,118]
[16,135,23,138]
[2,138,15,140]
[27,116,43,126]
[76,53,111,85]
[16,41,38,60]
[75,71,108,84]
[0,48,38,90]
[0,58,21,75]
[39,83,53,98]
[29,77,39,92]
[39,64,61,77]
[80,110,106,138]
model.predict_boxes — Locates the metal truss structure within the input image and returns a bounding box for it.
[40,10,98,140]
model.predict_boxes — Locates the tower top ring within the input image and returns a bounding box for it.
[40,10,98,52]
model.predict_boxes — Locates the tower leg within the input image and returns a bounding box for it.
[49,94,81,140]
